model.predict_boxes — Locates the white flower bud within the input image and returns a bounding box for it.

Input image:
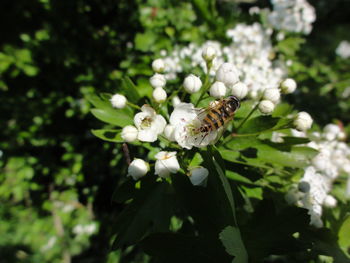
[164,124,175,141]
[312,154,328,171]
[280,78,297,94]
[188,167,209,186]
[183,74,202,94]
[150,73,166,88]
[294,112,313,131]
[128,158,149,180]
[298,181,310,193]
[110,94,127,109]
[152,58,165,73]
[285,187,302,204]
[258,100,275,114]
[152,87,167,103]
[216,63,239,86]
[231,82,248,99]
[172,95,181,107]
[209,81,227,98]
[263,88,280,103]
[121,125,138,142]
[202,45,216,61]
[324,195,337,208]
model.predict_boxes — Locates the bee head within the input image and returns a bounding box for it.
[227,96,240,111]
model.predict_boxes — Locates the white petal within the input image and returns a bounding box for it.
[138,129,158,142]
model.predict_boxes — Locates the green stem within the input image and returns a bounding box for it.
[127,101,141,110]
[195,62,212,107]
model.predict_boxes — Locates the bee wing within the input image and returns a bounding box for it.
[193,98,226,120]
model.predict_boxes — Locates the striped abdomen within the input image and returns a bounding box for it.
[198,96,240,133]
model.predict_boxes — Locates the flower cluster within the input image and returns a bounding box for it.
[336,40,350,59]
[268,0,316,34]
[286,124,350,227]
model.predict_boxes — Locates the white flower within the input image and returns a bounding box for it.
[336,41,350,59]
[294,112,313,131]
[134,105,167,142]
[183,74,202,94]
[164,124,175,141]
[280,78,297,94]
[258,100,275,114]
[323,124,340,141]
[231,82,248,99]
[110,94,127,109]
[150,73,166,88]
[209,81,227,98]
[268,0,316,34]
[169,103,218,149]
[263,88,280,103]
[155,151,180,178]
[172,96,181,107]
[188,167,209,186]
[128,158,149,180]
[216,62,239,86]
[152,87,167,103]
[285,187,303,204]
[152,58,165,73]
[202,45,216,61]
[324,195,337,208]
[121,125,138,142]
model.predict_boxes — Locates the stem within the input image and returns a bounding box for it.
[235,102,259,132]
[166,85,184,104]
[195,62,212,107]
[127,101,141,110]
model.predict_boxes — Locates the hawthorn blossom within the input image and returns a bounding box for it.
[336,41,350,59]
[134,105,166,142]
[128,158,149,180]
[169,103,217,149]
[154,151,180,178]
[110,94,127,109]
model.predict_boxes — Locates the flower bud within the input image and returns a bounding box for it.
[172,95,181,107]
[258,100,275,114]
[150,73,166,88]
[183,74,202,94]
[280,78,297,94]
[202,45,216,62]
[231,82,248,99]
[324,195,337,208]
[298,181,310,193]
[188,167,209,186]
[121,125,138,142]
[127,158,149,180]
[216,62,239,86]
[152,58,165,73]
[209,81,227,98]
[110,94,127,109]
[164,124,175,141]
[152,87,167,103]
[294,112,313,131]
[263,88,280,103]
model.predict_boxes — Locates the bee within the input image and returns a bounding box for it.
[195,96,240,141]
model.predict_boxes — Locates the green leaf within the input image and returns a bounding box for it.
[141,232,230,263]
[90,108,133,127]
[135,31,156,52]
[219,226,248,263]
[86,94,111,109]
[112,180,174,249]
[91,129,123,142]
[121,77,140,103]
[239,116,280,134]
[256,145,318,168]
[226,171,255,185]
[338,214,350,256]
